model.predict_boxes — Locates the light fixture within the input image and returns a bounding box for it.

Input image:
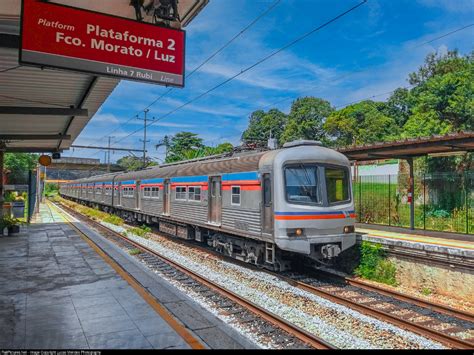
[145,0,180,24]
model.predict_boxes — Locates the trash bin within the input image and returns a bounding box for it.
[11,201,25,219]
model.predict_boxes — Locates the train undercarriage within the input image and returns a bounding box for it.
[62,195,330,272]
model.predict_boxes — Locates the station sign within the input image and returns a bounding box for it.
[20,0,185,87]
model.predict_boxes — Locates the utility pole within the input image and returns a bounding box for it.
[107,136,115,172]
[137,109,153,169]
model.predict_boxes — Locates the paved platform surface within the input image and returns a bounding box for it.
[356,227,474,251]
[0,204,197,349]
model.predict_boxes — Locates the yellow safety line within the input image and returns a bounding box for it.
[357,228,474,250]
[48,202,205,350]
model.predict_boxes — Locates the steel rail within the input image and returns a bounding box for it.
[282,274,474,350]
[53,201,334,350]
[55,198,473,349]
[319,270,474,323]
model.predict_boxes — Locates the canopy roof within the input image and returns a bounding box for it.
[338,132,474,162]
[0,0,209,153]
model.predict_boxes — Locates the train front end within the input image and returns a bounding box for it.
[270,142,356,263]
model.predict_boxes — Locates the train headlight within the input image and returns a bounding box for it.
[344,225,355,234]
[287,228,304,237]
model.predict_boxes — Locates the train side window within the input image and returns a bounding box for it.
[143,187,151,198]
[231,186,241,206]
[151,187,159,199]
[263,176,271,207]
[176,186,187,200]
[188,186,201,201]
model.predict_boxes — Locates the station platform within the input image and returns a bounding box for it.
[0,203,253,349]
[355,225,473,270]
[356,226,474,251]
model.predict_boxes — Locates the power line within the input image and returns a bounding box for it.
[109,0,368,148]
[227,22,474,129]
[417,23,474,47]
[77,2,472,165]
[87,0,282,151]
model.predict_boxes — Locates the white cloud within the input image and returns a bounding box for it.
[417,0,474,13]
[91,113,120,124]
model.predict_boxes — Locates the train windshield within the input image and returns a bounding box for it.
[325,167,350,204]
[284,165,321,204]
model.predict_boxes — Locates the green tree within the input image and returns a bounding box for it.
[408,50,468,85]
[166,132,204,163]
[166,142,234,163]
[402,50,473,137]
[4,153,38,184]
[116,155,156,171]
[281,97,334,144]
[324,100,400,147]
[241,109,287,147]
[383,88,412,127]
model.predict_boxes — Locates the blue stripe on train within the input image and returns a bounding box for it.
[275,210,355,216]
[141,178,164,184]
[171,175,208,183]
[222,171,259,181]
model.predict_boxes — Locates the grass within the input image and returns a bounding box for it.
[353,180,474,234]
[421,287,432,296]
[354,241,398,286]
[129,248,142,256]
[129,224,151,238]
[103,214,124,226]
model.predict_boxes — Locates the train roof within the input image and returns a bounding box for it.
[68,143,349,184]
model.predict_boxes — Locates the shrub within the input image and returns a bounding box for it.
[129,248,142,255]
[129,226,150,238]
[421,287,432,296]
[355,242,398,286]
[103,215,124,226]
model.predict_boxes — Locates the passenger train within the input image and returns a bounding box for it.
[60,140,356,271]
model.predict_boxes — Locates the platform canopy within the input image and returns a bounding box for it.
[0,0,209,153]
[338,132,474,162]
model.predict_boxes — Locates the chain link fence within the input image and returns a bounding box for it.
[353,171,473,234]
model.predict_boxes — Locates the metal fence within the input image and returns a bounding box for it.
[353,171,473,235]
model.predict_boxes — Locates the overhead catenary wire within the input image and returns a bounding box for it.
[75,0,366,176]
[109,0,368,148]
[233,21,474,141]
[76,6,472,170]
[90,0,283,149]
[417,23,474,47]
[74,0,284,175]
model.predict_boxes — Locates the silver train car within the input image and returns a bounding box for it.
[61,140,356,271]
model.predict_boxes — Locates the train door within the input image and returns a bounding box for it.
[117,183,122,206]
[100,183,104,202]
[208,176,222,225]
[136,181,141,210]
[163,179,170,215]
[262,173,273,234]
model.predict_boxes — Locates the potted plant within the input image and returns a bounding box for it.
[0,216,20,235]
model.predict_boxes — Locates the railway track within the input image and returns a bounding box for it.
[279,271,474,350]
[54,199,474,349]
[52,201,333,350]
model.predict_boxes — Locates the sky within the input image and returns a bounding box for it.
[69,0,474,164]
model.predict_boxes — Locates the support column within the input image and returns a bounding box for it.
[0,145,4,217]
[408,157,415,230]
